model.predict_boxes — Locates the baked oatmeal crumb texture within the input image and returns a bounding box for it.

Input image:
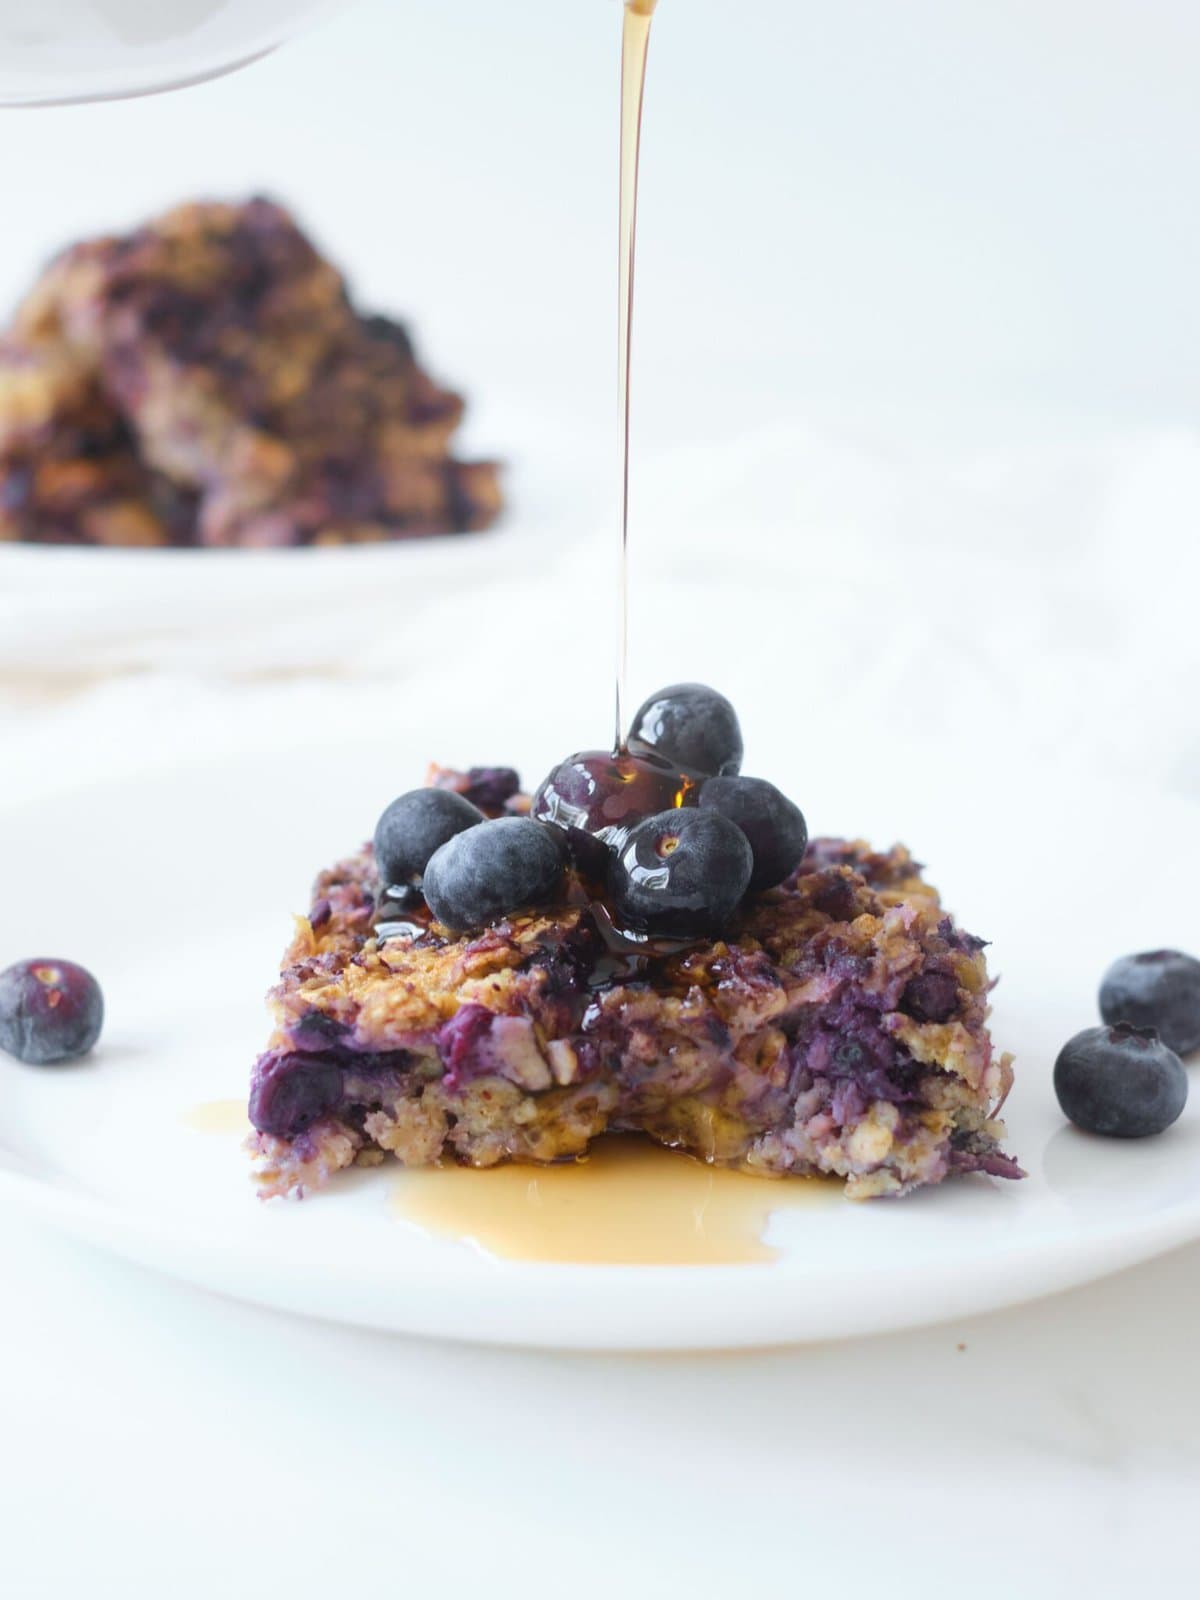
[247,768,1019,1201]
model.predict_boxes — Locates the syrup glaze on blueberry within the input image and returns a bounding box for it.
[627,683,743,778]
[607,808,753,939]
[532,747,699,859]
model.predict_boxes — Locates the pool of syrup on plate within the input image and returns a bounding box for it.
[184,1098,250,1134]
[391,1138,833,1266]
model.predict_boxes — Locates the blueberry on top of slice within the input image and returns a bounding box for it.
[607,808,753,939]
[698,775,807,892]
[1053,1023,1188,1138]
[374,787,484,889]
[627,683,743,778]
[532,748,698,855]
[423,817,568,934]
[0,958,104,1066]
[1099,949,1200,1057]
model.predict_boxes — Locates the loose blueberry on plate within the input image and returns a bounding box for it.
[627,683,743,777]
[1099,949,1200,1057]
[608,808,753,938]
[373,787,484,888]
[698,775,808,891]
[1054,1023,1188,1138]
[0,958,104,1065]
[423,817,569,933]
[532,747,697,859]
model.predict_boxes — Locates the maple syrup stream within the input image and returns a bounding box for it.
[614,0,656,752]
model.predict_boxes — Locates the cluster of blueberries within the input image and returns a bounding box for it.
[1054,951,1199,1138]
[373,683,809,942]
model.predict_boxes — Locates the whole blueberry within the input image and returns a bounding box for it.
[698,775,807,892]
[608,808,753,938]
[423,817,568,933]
[1099,950,1200,1056]
[627,683,743,778]
[0,958,104,1065]
[1054,1024,1188,1138]
[373,787,484,888]
[532,747,698,858]
[249,1051,343,1139]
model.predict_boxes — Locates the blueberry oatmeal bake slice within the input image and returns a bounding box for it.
[248,688,1020,1201]
[0,198,501,546]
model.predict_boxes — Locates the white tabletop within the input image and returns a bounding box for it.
[2,1212,1198,1597]
[4,2,1200,1592]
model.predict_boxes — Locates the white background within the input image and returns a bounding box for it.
[2,2,1200,1595]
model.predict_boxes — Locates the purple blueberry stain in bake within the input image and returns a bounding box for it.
[704,1014,733,1049]
[309,898,332,932]
[818,937,872,987]
[901,969,960,1024]
[248,1050,343,1139]
[535,918,604,1006]
[806,1016,896,1082]
[949,1147,1026,1180]
[434,1005,554,1093]
[436,1003,496,1090]
[289,1010,350,1051]
[811,873,861,923]
[0,466,32,512]
[459,767,522,814]
[937,917,989,955]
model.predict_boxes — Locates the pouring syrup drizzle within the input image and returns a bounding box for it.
[615,0,657,753]
[383,2,837,1263]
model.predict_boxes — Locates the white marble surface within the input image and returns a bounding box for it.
[0,1207,1195,1599]
[4,0,1200,1591]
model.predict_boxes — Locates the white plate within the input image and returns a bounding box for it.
[0,737,1197,1350]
